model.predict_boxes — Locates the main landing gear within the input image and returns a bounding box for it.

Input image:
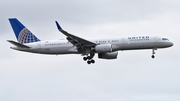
[151,48,156,59]
[83,53,95,64]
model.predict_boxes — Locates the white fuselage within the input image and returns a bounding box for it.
[11,36,173,55]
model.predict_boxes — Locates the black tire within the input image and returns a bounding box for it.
[151,55,155,58]
[83,57,87,61]
[87,61,91,64]
[91,60,95,64]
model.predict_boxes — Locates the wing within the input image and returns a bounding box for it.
[55,21,96,51]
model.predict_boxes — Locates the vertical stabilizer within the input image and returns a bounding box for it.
[9,18,40,44]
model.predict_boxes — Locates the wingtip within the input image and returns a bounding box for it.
[7,40,12,42]
[55,21,62,30]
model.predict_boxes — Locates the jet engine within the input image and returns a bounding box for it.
[98,52,118,59]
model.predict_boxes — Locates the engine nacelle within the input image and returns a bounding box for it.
[94,44,112,53]
[98,52,118,59]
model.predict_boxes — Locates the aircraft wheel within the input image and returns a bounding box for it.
[151,55,155,58]
[83,57,88,61]
[87,61,91,64]
[91,60,95,64]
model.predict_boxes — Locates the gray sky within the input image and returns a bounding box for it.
[0,0,180,101]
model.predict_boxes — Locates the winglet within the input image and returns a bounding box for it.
[55,21,62,30]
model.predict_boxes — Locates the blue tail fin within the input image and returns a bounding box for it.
[9,18,40,44]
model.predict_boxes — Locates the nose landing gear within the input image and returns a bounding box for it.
[151,48,156,59]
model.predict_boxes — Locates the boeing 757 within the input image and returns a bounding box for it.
[7,18,173,64]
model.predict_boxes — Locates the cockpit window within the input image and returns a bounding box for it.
[162,38,169,41]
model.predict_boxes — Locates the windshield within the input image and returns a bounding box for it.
[162,38,169,41]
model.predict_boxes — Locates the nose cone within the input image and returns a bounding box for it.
[168,42,174,47]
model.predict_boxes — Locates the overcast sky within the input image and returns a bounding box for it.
[0,0,180,101]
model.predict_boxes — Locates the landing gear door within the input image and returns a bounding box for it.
[121,38,126,44]
[154,37,158,42]
[38,43,41,49]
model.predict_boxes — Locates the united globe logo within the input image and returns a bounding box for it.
[18,28,39,44]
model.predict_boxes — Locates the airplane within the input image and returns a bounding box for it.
[7,18,173,64]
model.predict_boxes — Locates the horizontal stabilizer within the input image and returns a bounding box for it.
[7,40,30,48]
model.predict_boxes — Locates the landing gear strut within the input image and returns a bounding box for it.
[151,49,156,58]
[83,53,95,64]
